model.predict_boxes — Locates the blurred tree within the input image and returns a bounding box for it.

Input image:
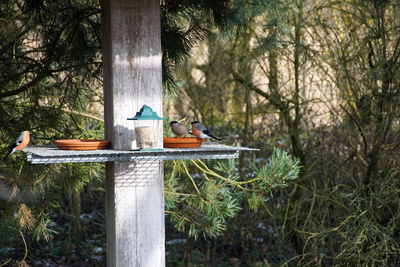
[170,0,400,265]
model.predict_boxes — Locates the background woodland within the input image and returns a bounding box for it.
[0,0,399,266]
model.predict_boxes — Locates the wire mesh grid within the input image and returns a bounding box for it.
[23,144,258,189]
[113,160,163,187]
[23,143,256,164]
[26,151,240,164]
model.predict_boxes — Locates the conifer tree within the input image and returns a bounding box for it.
[0,0,301,265]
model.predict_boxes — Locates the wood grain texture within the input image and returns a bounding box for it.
[101,0,164,266]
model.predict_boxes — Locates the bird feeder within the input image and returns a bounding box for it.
[127,105,164,151]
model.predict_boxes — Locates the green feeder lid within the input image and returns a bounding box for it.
[127,105,165,120]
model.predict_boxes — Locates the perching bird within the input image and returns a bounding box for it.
[170,121,189,137]
[191,121,221,141]
[3,131,30,160]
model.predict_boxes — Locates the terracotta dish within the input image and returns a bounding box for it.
[163,137,203,148]
[54,139,110,150]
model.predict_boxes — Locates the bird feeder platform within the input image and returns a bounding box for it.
[23,143,258,164]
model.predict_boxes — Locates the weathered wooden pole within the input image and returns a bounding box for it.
[101,0,164,266]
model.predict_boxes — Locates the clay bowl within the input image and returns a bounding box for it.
[163,137,203,148]
[54,139,110,150]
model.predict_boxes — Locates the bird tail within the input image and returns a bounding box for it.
[209,135,222,141]
[3,152,11,160]
[3,146,15,160]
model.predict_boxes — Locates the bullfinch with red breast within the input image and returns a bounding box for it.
[191,121,221,141]
[4,131,30,160]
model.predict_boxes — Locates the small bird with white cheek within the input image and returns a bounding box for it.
[170,121,189,137]
[3,131,30,160]
[191,121,221,141]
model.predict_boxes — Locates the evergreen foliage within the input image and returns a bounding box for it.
[1,0,399,265]
[165,150,300,240]
[170,0,399,265]
[161,0,234,94]
[0,0,299,265]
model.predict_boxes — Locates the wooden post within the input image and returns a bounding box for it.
[101,0,164,266]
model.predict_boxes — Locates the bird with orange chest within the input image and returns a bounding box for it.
[4,131,30,160]
[191,121,221,141]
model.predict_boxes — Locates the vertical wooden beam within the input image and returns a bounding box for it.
[101,0,164,266]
